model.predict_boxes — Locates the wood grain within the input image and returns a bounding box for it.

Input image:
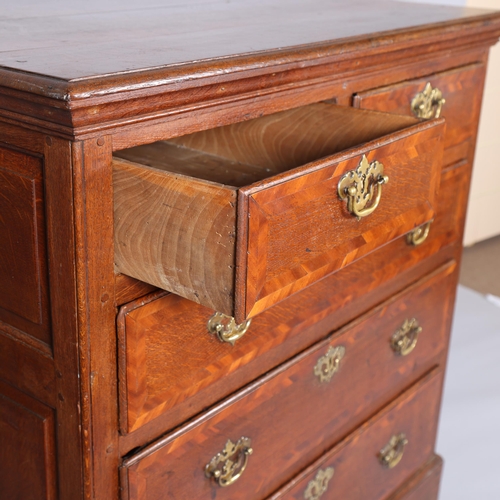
[0,4,496,498]
[386,455,443,500]
[169,104,418,175]
[0,379,57,500]
[44,136,86,500]
[114,104,443,321]
[269,369,443,500]
[119,266,455,498]
[121,364,443,500]
[0,145,51,346]
[119,149,469,450]
[119,260,456,436]
[115,273,158,307]
[354,63,486,159]
[113,157,237,314]
[0,1,498,89]
[241,119,443,319]
[73,138,119,500]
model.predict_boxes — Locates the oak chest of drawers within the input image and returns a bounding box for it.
[0,2,499,499]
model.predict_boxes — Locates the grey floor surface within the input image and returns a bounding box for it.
[436,285,500,499]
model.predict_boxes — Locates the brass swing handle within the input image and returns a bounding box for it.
[205,437,253,487]
[207,312,251,345]
[391,318,422,356]
[338,155,389,219]
[379,433,408,469]
[411,82,445,120]
[407,221,432,246]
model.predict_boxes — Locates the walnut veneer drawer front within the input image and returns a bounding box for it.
[354,63,486,167]
[114,103,444,322]
[387,455,443,500]
[120,263,455,499]
[270,369,443,500]
[119,262,456,433]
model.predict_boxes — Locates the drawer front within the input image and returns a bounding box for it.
[239,120,443,319]
[119,248,458,439]
[114,103,445,323]
[386,455,443,500]
[270,369,443,500]
[353,63,486,167]
[120,264,454,499]
[118,156,465,438]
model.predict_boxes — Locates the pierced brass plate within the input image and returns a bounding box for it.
[205,437,253,487]
[411,82,445,119]
[379,433,408,469]
[304,467,335,500]
[207,312,251,345]
[314,346,345,383]
[391,318,422,356]
[338,155,388,219]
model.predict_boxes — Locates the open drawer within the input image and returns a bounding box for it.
[113,103,444,322]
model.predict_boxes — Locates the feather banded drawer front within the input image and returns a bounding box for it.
[113,104,444,322]
[0,2,499,499]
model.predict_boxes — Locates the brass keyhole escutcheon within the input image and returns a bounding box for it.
[207,312,251,346]
[338,155,388,219]
[407,221,432,246]
[304,467,335,500]
[205,437,253,487]
[379,433,408,469]
[314,346,345,383]
[391,318,422,356]
[411,82,445,119]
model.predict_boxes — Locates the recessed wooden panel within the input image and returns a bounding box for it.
[353,63,486,164]
[0,145,51,345]
[0,380,57,500]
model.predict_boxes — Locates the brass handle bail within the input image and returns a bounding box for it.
[379,433,408,469]
[338,155,388,219]
[411,82,445,119]
[205,437,253,487]
[207,312,251,345]
[391,318,422,356]
[407,221,432,246]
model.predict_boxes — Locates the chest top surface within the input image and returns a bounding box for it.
[0,1,497,82]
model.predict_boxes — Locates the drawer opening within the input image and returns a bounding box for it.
[114,103,418,188]
[113,102,443,321]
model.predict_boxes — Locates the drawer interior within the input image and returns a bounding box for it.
[115,103,418,187]
[113,102,443,321]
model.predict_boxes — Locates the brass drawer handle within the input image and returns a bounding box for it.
[379,433,408,469]
[407,221,432,246]
[338,155,388,219]
[391,318,422,356]
[411,82,445,119]
[314,346,345,383]
[304,467,335,500]
[205,437,253,487]
[207,312,251,345]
